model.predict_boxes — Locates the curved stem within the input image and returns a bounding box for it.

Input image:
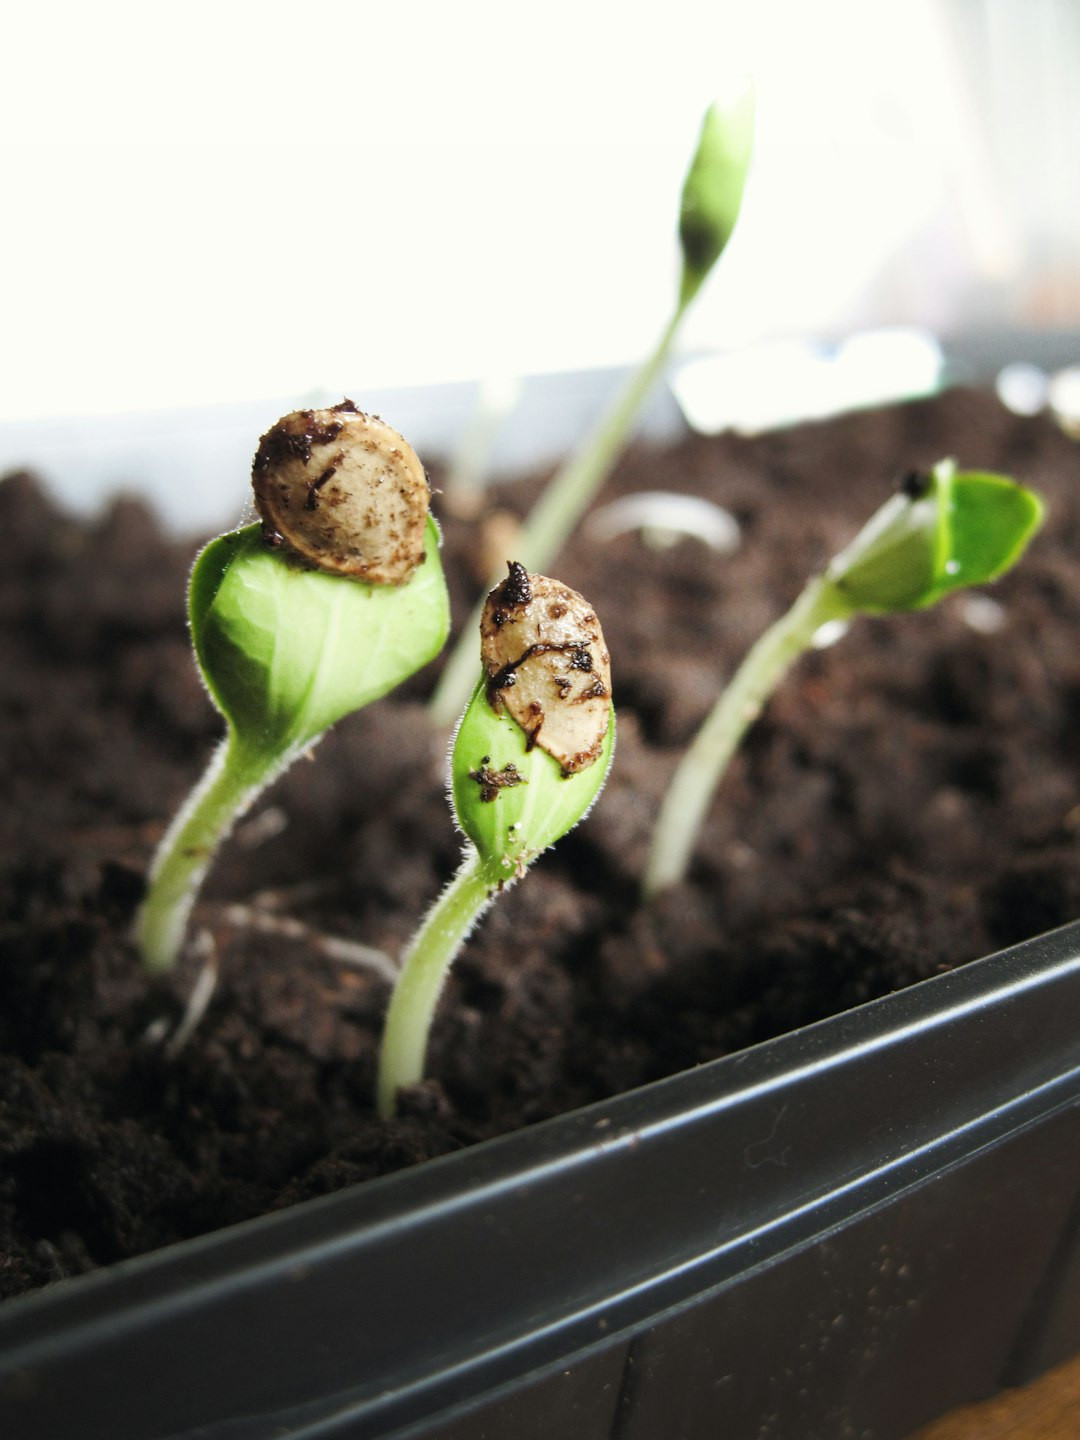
[134,734,277,974]
[377,848,502,1118]
[643,577,852,900]
[429,299,689,727]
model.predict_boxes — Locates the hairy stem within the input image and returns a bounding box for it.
[429,300,689,726]
[643,576,852,899]
[376,848,503,1118]
[135,735,278,974]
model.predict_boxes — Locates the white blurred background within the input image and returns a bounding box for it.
[1,0,1078,527]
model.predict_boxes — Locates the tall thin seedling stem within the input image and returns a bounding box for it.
[376,850,500,1117]
[643,577,849,899]
[136,738,275,973]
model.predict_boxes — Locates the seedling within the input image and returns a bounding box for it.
[429,83,755,725]
[376,564,615,1118]
[134,402,450,973]
[643,461,1045,898]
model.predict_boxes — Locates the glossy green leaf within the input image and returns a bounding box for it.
[940,468,1046,599]
[192,517,450,757]
[452,679,615,879]
[678,80,755,306]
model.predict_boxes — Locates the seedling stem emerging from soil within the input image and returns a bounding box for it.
[429,85,754,726]
[135,404,450,973]
[643,461,1045,898]
[377,565,614,1118]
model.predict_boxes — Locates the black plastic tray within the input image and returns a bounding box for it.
[4,921,1080,1439]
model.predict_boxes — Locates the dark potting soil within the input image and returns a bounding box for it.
[2,387,1079,1302]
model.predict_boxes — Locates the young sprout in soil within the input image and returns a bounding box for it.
[643,460,1045,899]
[134,402,450,974]
[429,83,755,726]
[376,563,615,1119]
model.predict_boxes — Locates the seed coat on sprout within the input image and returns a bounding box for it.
[252,401,430,584]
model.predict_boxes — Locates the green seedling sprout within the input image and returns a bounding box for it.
[377,563,615,1118]
[135,402,450,974]
[430,82,755,726]
[643,461,1045,899]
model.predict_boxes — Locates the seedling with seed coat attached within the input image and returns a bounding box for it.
[135,403,450,974]
[377,564,614,1118]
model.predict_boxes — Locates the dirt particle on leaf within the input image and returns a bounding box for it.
[468,761,528,803]
[900,469,931,499]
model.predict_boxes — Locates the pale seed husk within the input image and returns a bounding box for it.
[251,401,429,584]
[480,564,612,774]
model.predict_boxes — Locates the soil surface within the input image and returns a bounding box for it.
[2,388,1079,1302]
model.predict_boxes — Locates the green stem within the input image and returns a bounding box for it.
[135,734,277,974]
[429,299,690,727]
[643,577,852,900]
[376,848,502,1118]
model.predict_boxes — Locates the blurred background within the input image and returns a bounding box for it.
[1,0,1078,531]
